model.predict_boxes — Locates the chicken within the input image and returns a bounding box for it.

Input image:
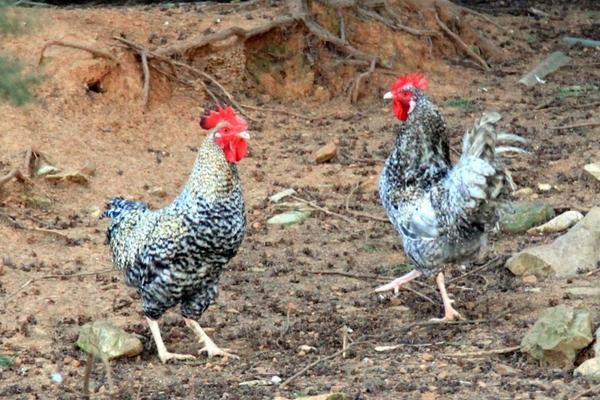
[101,105,250,363]
[375,74,526,321]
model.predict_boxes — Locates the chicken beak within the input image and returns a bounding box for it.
[239,131,250,140]
[383,91,393,100]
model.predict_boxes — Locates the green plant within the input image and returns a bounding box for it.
[0,0,39,105]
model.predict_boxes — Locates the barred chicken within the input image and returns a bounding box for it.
[375,74,526,321]
[102,106,249,362]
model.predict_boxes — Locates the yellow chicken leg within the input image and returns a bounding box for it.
[375,269,422,294]
[430,272,464,322]
[147,317,196,364]
[184,318,239,359]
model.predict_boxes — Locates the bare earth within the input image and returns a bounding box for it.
[1,2,599,399]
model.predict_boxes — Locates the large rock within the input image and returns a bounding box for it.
[77,321,143,360]
[521,305,593,368]
[575,358,600,380]
[506,207,600,277]
[499,201,555,234]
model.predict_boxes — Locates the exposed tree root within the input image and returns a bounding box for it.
[38,40,119,66]
[434,12,490,71]
[0,147,40,190]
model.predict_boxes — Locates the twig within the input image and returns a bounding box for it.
[0,168,33,189]
[82,353,94,400]
[38,40,119,66]
[240,103,325,121]
[141,51,150,111]
[446,256,505,285]
[1,268,114,308]
[345,209,390,223]
[338,10,346,42]
[280,339,370,387]
[311,270,387,281]
[572,382,600,400]
[434,13,490,71]
[351,58,376,103]
[401,286,437,305]
[382,1,440,36]
[456,4,507,31]
[586,268,600,277]
[549,121,600,130]
[441,345,520,358]
[290,195,356,224]
[102,358,116,396]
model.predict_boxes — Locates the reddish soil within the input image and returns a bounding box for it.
[0,1,599,399]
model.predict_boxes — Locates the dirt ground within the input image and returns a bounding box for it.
[1,1,600,399]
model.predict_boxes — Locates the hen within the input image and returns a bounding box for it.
[102,105,249,362]
[375,74,526,321]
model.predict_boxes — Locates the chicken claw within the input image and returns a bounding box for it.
[430,272,464,322]
[158,351,196,364]
[185,318,239,360]
[375,269,422,294]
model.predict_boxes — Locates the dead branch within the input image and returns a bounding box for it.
[82,353,93,400]
[434,12,490,71]
[456,4,507,31]
[446,256,505,285]
[0,168,32,189]
[382,1,440,36]
[311,270,388,281]
[572,382,600,400]
[351,58,376,103]
[141,51,150,111]
[290,194,357,224]
[441,345,520,358]
[1,268,114,308]
[156,0,389,69]
[549,121,600,130]
[38,40,119,66]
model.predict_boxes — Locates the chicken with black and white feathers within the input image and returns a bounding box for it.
[102,105,249,362]
[375,74,527,321]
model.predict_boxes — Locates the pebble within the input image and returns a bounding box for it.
[314,143,337,163]
[522,275,538,284]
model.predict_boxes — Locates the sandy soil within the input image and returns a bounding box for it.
[0,1,599,399]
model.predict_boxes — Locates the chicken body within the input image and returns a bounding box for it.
[102,128,246,362]
[378,86,524,320]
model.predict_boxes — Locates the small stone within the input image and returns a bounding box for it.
[267,210,312,225]
[148,187,167,198]
[421,353,434,362]
[314,86,331,102]
[71,359,81,368]
[298,345,317,353]
[584,163,600,182]
[565,287,600,298]
[574,358,600,380]
[527,210,584,235]
[522,275,538,284]
[512,187,534,198]
[520,305,593,368]
[494,362,518,376]
[77,320,143,360]
[87,206,102,219]
[21,193,53,210]
[537,183,552,192]
[499,201,555,234]
[269,188,296,203]
[314,143,337,164]
[51,372,63,384]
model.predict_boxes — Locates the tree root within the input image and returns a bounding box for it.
[434,12,490,71]
[38,40,119,66]
[0,147,40,190]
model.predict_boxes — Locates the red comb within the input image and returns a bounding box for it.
[391,73,428,92]
[200,105,247,131]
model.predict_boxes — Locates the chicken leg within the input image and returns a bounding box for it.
[184,318,239,359]
[375,269,422,294]
[147,317,196,364]
[430,272,463,322]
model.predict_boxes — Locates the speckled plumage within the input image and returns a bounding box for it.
[380,88,522,276]
[102,132,246,320]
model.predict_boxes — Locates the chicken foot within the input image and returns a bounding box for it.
[184,318,239,359]
[375,269,423,294]
[430,272,464,322]
[147,317,196,364]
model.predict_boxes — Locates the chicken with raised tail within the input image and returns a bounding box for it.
[101,105,249,362]
[375,74,527,321]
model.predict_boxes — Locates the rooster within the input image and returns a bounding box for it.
[102,105,249,362]
[375,74,526,321]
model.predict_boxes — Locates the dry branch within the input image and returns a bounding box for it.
[434,12,490,71]
[441,345,520,358]
[0,168,31,189]
[141,51,151,111]
[351,58,376,103]
[38,40,119,66]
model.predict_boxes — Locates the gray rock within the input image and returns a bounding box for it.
[507,207,600,277]
[527,210,583,235]
[77,321,143,360]
[267,210,312,225]
[584,163,600,182]
[566,287,600,298]
[499,201,555,234]
[521,305,593,368]
[574,358,600,380]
